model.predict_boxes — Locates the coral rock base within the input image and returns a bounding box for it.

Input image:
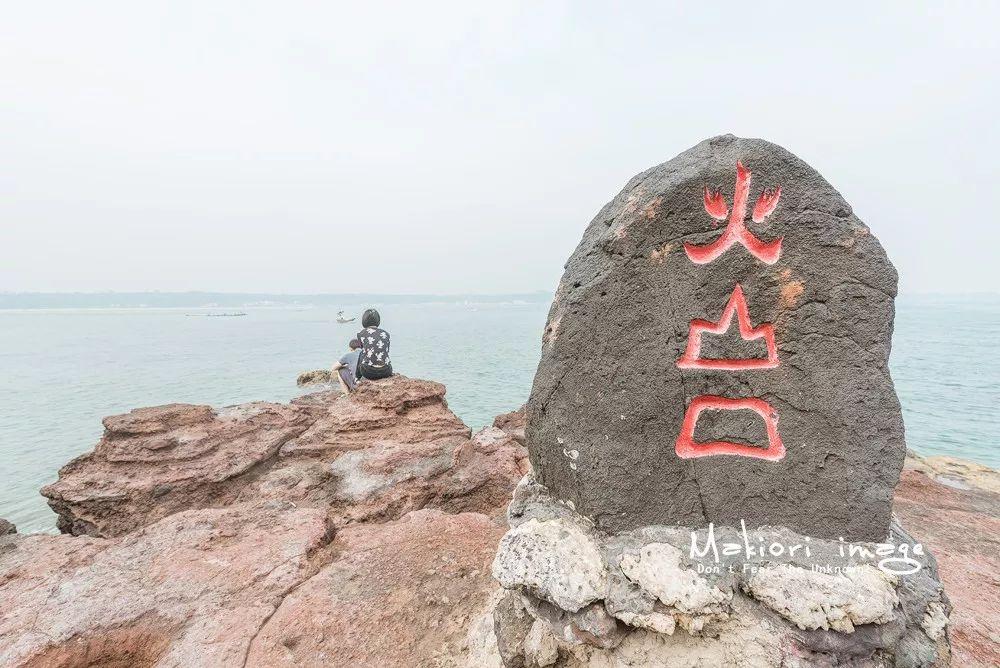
[490,477,951,667]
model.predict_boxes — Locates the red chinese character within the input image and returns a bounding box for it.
[675,396,785,461]
[676,284,778,370]
[685,161,782,265]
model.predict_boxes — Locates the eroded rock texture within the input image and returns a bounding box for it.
[528,135,904,542]
[296,369,334,386]
[895,452,1000,667]
[0,384,996,666]
[0,504,333,667]
[491,475,952,668]
[244,509,505,666]
[41,375,525,537]
[1,375,528,667]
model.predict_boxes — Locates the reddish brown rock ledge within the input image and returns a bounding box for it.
[895,451,1000,668]
[2,376,527,667]
[1,390,997,667]
[41,375,526,537]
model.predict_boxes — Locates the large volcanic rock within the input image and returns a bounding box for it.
[528,134,903,542]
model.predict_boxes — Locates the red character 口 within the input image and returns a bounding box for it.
[674,395,785,461]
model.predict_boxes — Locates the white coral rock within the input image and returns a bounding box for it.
[745,564,898,632]
[615,611,676,636]
[492,518,607,612]
[618,542,731,615]
[616,542,731,634]
[921,601,949,641]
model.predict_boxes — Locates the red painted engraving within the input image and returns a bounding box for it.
[685,161,782,265]
[703,187,728,223]
[752,186,781,223]
[676,283,778,370]
[675,396,785,461]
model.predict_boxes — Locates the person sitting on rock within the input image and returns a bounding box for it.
[355,308,393,381]
[332,338,362,394]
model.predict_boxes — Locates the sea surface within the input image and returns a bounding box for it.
[1,295,997,533]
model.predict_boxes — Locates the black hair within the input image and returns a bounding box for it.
[362,308,381,328]
[349,338,361,349]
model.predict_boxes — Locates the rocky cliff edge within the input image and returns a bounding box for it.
[1,376,527,667]
[0,382,996,666]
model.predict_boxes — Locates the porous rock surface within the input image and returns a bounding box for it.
[2,376,528,667]
[490,475,952,667]
[528,135,904,542]
[493,517,607,613]
[0,519,15,536]
[296,369,334,386]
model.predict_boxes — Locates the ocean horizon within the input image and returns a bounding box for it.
[0,291,555,310]
[2,291,998,534]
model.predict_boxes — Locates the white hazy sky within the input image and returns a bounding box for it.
[2,2,998,295]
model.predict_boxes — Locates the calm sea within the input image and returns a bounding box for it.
[1,295,997,533]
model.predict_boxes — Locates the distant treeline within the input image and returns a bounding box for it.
[0,292,553,310]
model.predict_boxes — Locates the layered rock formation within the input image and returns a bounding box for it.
[2,376,528,667]
[0,384,997,666]
[895,452,1000,667]
[1,503,335,666]
[41,375,524,537]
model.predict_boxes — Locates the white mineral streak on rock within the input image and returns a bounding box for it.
[524,620,560,667]
[492,518,607,612]
[617,542,731,634]
[615,610,676,635]
[746,564,898,632]
[463,603,505,668]
[921,600,949,641]
[328,450,387,500]
[550,617,784,668]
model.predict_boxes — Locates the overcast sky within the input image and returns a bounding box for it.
[2,2,997,295]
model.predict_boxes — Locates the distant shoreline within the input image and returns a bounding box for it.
[3,291,997,312]
[0,291,554,310]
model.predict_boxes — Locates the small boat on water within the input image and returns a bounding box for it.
[185,312,247,317]
[336,310,356,324]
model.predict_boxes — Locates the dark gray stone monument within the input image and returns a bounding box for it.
[528,134,904,542]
